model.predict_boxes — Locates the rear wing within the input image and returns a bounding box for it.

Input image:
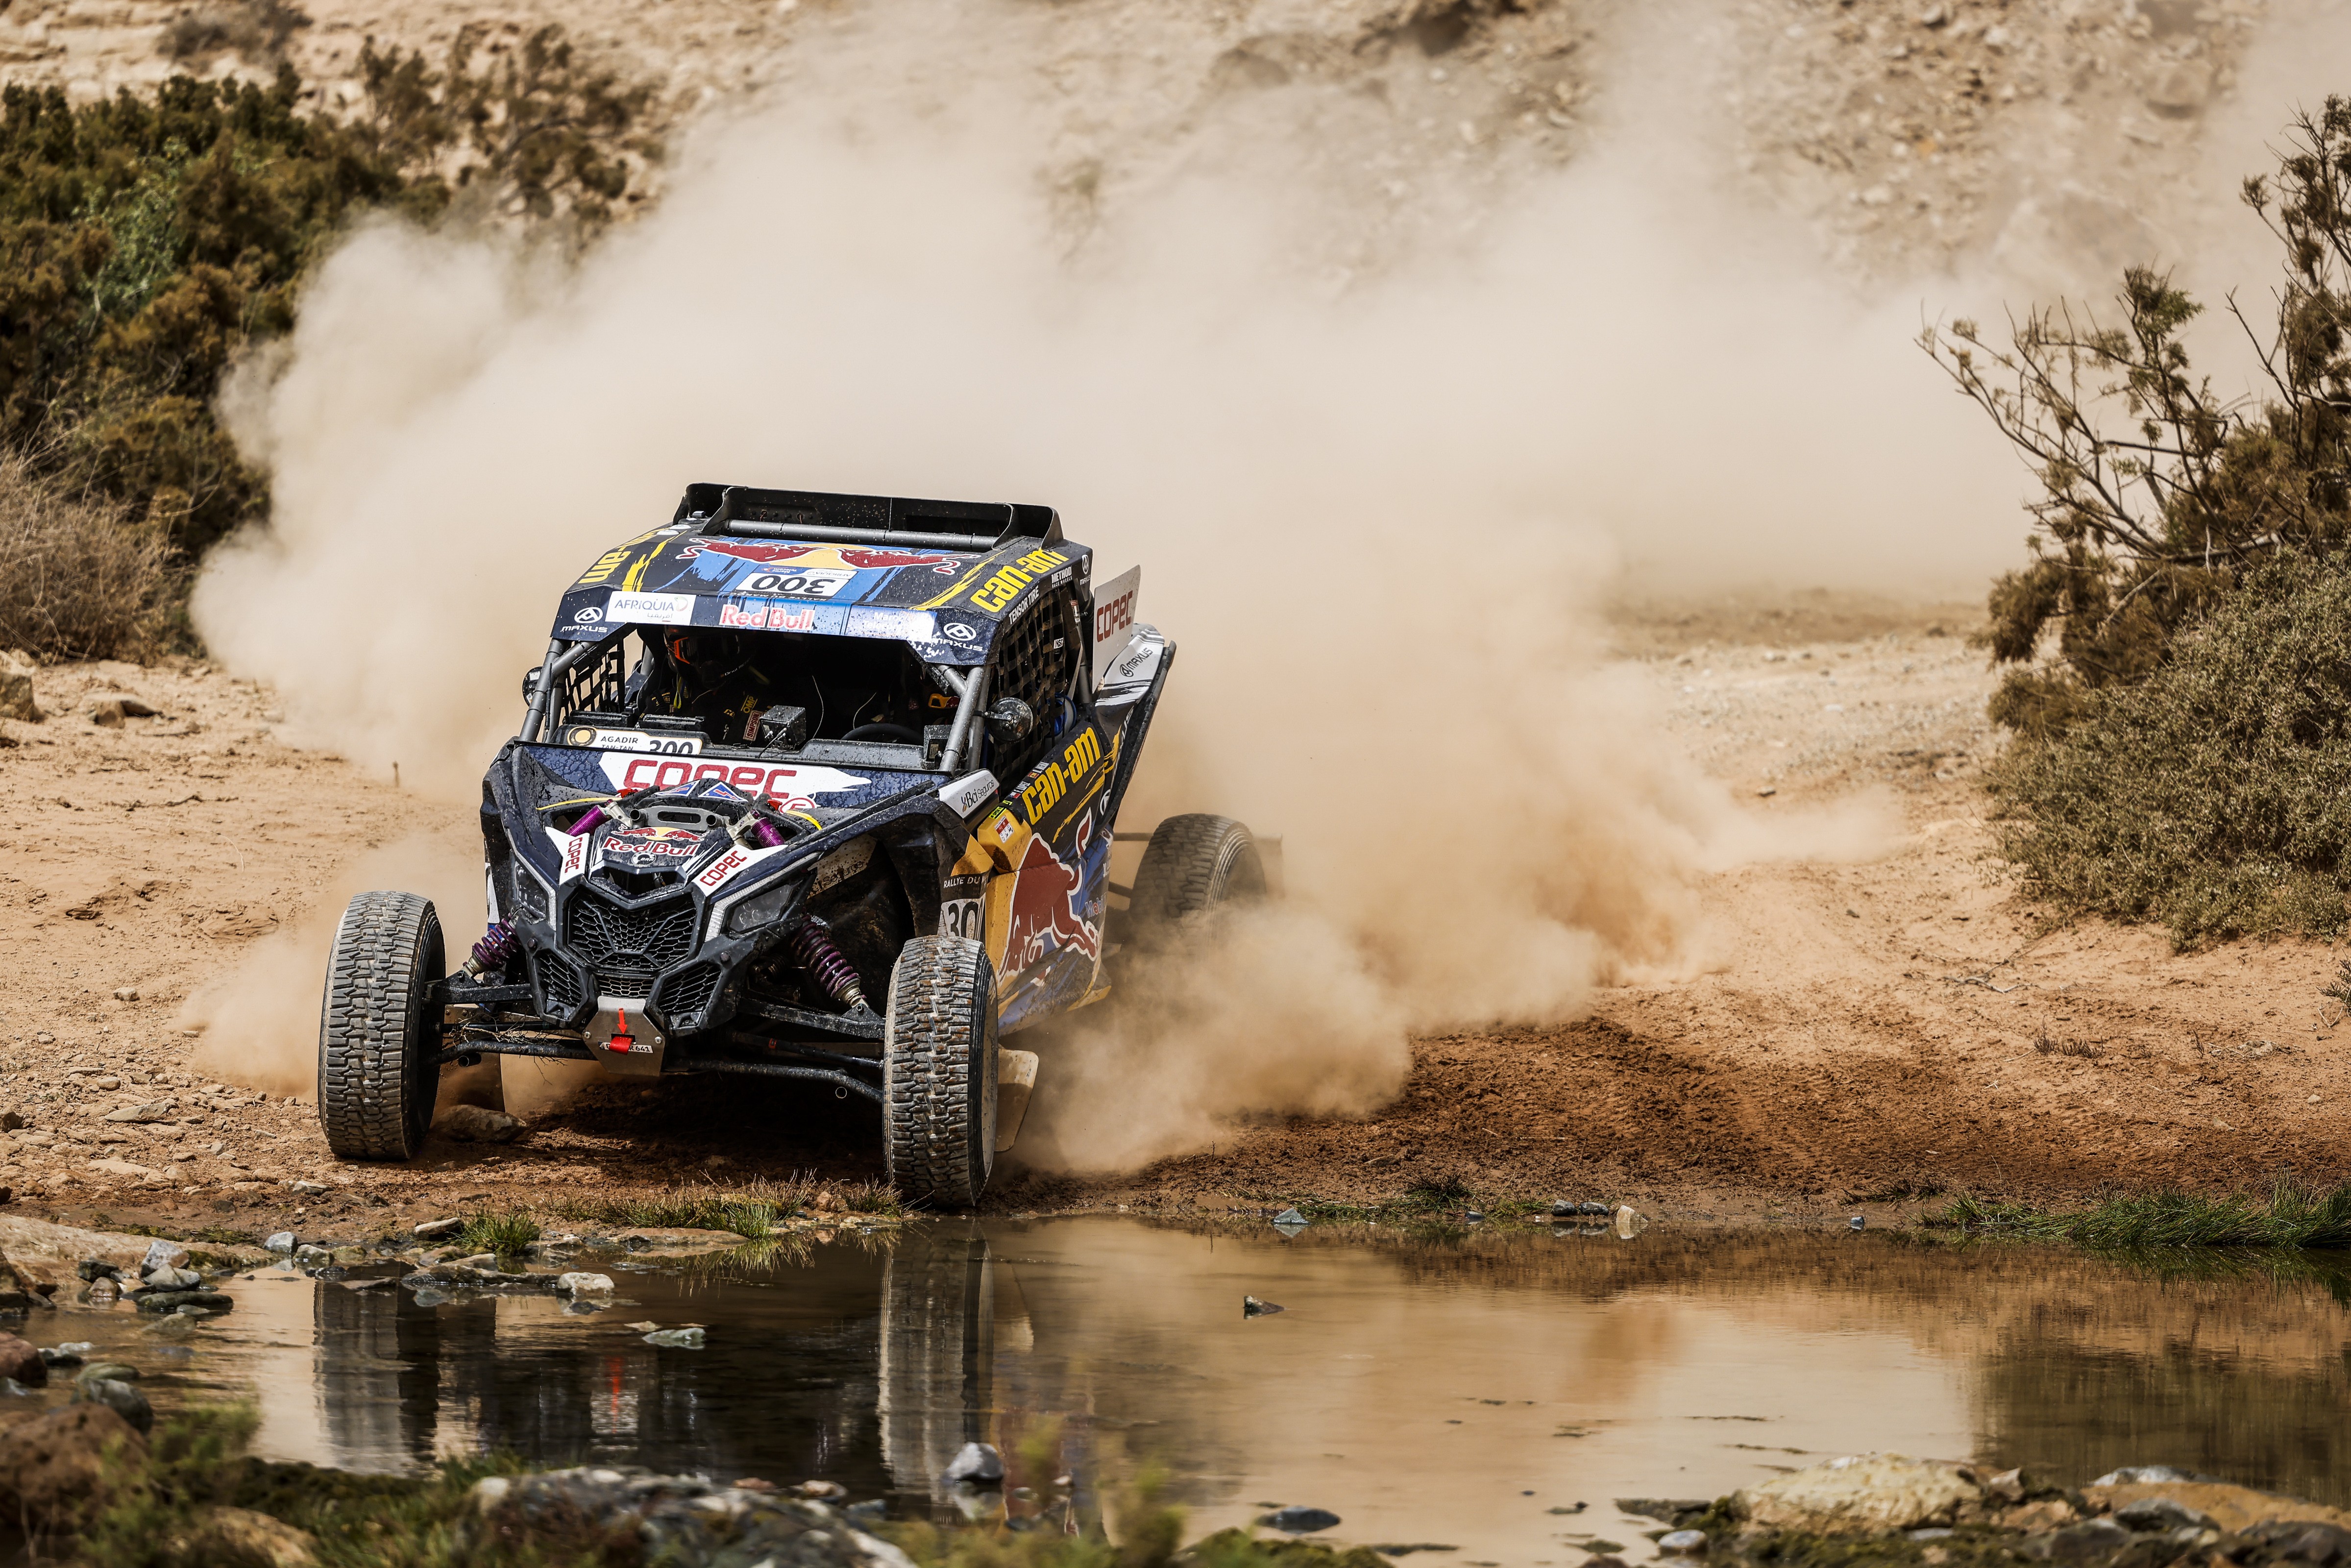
[674,484,1062,554]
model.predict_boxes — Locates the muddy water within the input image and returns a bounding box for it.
[37,1222,2351,1562]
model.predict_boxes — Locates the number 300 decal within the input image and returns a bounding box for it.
[939,898,983,939]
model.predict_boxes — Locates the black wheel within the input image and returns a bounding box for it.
[1126,814,1266,940]
[882,935,998,1209]
[318,890,445,1162]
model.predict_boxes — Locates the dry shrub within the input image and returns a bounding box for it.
[0,453,175,661]
[1987,552,2351,947]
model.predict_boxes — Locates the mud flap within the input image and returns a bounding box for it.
[995,1049,1038,1152]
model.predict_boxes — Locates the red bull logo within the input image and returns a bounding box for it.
[1003,820,1101,972]
[599,825,704,868]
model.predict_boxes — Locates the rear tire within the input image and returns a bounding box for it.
[882,935,999,1209]
[318,891,444,1162]
[1126,814,1265,941]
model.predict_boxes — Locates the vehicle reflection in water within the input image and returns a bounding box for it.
[194,1223,2351,1562]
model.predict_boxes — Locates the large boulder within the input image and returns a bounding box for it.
[1732,1454,1983,1534]
[166,1505,318,1567]
[2086,1480,2351,1535]
[0,1331,47,1386]
[0,1403,146,1530]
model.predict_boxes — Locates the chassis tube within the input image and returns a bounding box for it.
[938,664,990,774]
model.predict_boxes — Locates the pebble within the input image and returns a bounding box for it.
[413,1217,465,1240]
[111,987,138,1002]
[643,1328,705,1349]
[137,1241,188,1273]
[73,1377,152,1434]
[1659,1530,1709,1554]
[1850,1216,1866,1231]
[262,1232,295,1253]
[1262,1507,1342,1534]
[285,1179,327,1195]
[554,1273,615,1296]
[1243,1296,1284,1316]
[2094,1466,2194,1486]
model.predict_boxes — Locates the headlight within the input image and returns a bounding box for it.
[513,868,551,924]
[723,877,800,936]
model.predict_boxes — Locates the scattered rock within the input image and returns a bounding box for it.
[285,1179,327,1195]
[111,986,138,1002]
[165,1505,318,1568]
[0,1403,145,1529]
[943,1442,1004,1487]
[263,1231,296,1253]
[465,1467,911,1568]
[1850,1216,1866,1231]
[2114,1498,2214,1533]
[0,1112,22,1132]
[133,1290,231,1315]
[1261,1507,1342,1533]
[436,1105,523,1143]
[1579,1201,1609,1216]
[1549,1199,1576,1217]
[1659,1531,1709,1554]
[1243,1296,1284,1316]
[2032,1517,2132,1560]
[102,1100,178,1124]
[2094,1468,2196,1487]
[37,1345,87,1368]
[643,1328,705,1349]
[1614,1205,1649,1239]
[554,1273,614,1296]
[2090,1480,2351,1535]
[141,1266,201,1291]
[72,1375,153,1434]
[1734,1454,1981,1534]
[0,1334,46,1387]
[413,1217,465,1240]
[798,1480,847,1500]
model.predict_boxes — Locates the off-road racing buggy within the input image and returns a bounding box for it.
[316,486,1269,1205]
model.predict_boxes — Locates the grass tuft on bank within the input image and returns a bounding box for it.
[564,1176,904,1239]
[453,1207,541,1257]
[1933,1181,2351,1250]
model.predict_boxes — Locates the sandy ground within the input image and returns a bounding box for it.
[1,597,2344,1242]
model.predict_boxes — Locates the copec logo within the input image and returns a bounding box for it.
[597,754,868,813]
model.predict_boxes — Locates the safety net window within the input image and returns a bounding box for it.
[989,582,1081,782]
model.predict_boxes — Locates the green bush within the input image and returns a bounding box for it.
[0,33,653,596]
[1985,552,2351,944]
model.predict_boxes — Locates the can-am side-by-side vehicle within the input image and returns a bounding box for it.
[315,486,1268,1205]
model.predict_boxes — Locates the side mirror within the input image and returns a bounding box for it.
[985,697,1035,751]
[521,667,544,702]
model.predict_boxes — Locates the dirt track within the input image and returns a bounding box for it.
[2,600,2344,1241]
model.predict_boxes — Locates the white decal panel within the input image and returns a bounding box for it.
[1091,565,1140,684]
[694,841,789,893]
[740,568,853,598]
[1100,626,1163,690]
[561,726,703,755]
[546,825,591,883]
[606,590,696,625]
[595,754,868,812]
[939,897,983,940]
[938,770,998,818]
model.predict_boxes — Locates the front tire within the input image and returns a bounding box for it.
[1126,814,1266,942]
[318,890,444,1162]
[882,935,999,1209]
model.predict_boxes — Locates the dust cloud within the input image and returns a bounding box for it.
[192,1,2014,1164]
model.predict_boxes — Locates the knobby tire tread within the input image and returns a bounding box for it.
[883,935,997,1209]
[1127,814,1260,934]
[317,890,441,1162]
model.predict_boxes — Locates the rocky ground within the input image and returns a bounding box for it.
[0,0,2286,285]
[1,597,2346,1241]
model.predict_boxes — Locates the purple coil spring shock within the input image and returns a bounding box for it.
[567,806,607,837]
[464,920,519,980]
[749,816,785,849]
[784,918,867,1010]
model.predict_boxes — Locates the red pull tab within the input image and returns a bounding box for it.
[609,1008,635,1054]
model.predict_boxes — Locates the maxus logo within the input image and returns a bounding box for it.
[1017,726,1103,826]
[971,549,1070,614]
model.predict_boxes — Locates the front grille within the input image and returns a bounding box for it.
[599,970,654,1001]
[536,952,584,1017]
[565,888,699,972]
[657,962,722,1024]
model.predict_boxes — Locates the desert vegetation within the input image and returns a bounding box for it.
[0,32,653,661]
[1926,98,2351,944]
